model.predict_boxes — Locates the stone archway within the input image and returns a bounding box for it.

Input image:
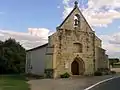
[71,58,85,75]
[71,60,79,75]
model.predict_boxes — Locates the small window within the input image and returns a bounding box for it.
[73,43,82,53]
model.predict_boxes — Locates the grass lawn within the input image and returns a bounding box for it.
[0,75,30,90]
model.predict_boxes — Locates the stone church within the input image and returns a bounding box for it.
[26,1,109,78]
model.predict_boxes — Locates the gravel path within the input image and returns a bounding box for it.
[28,75,118,90]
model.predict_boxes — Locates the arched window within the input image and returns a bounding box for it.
[73,43,82,53]
[74,14,80,27]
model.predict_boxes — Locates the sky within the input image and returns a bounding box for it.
[0,0,120,58]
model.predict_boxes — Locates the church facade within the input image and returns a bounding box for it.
[26,1,109,78]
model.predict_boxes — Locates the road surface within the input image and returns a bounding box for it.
[89,77,120,90]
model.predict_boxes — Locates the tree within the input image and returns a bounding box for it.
[0,38,26,74]
[109,58,119,67]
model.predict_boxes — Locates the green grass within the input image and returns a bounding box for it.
[113,64,120,68]
[0,75,30,90]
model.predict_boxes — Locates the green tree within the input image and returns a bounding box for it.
[109,58,119,67]
[0,38,26,74]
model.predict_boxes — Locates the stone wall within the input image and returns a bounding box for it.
[95,47,109,70]
[49,28,95,77]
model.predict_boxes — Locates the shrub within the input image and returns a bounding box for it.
[97,68,110,75]
[110,71,116,75]
[94,71,102,76]
[104,71,110,75]
[60,72,70,78]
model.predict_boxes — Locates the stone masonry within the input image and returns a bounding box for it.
[45,1,109,78]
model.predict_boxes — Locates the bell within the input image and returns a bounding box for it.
[75,19,78,26]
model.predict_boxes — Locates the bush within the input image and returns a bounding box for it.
[60,72,70,78]
[94,71,102,76]
[103,71,110,75]
[97,68,110,75]
[110,71,116,75]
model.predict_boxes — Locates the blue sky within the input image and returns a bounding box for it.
[0,0,64,32]
[0,0,120,58]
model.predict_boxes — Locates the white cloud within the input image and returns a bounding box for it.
[82,9,120,27]
[62,0,73,18]
[28,28,50,39]
[98,32,120,58]
[63,0,71,6]
[89,0,120,9]
[0,33,4,36]
[63,6,72,19]
[0,28,53,50]
[62,0,120,27]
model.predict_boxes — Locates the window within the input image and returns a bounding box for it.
[74,14,80,27]
[73,43,82,53]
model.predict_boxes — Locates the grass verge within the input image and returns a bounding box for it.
[0,74,30,90]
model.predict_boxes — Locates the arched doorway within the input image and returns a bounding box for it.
[71,58,85,75]
[71,60,79,75]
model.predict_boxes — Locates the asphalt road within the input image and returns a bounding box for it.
[89,77,120,90]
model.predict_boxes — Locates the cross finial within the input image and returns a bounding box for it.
[74,1,78,7]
